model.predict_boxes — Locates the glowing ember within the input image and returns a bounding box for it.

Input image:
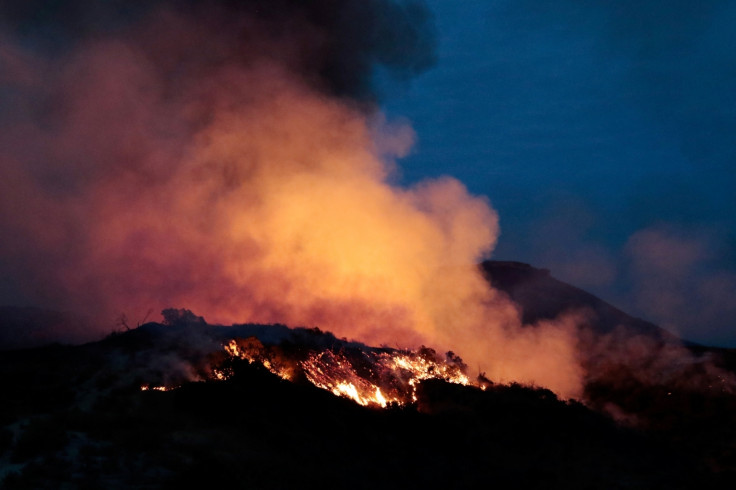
[140,385,176,392]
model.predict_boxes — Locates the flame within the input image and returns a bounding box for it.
[219,337,471,407]
[222,338,293,381]
[224,339,242,358]
[301,349,471,406]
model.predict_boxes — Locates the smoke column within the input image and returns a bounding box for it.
[0,0,582,397]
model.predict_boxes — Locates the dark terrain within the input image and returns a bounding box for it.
[0,261,734,489]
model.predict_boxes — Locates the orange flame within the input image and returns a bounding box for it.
[220,337,471,407]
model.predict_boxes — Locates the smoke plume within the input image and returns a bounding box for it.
[0,0,583,397]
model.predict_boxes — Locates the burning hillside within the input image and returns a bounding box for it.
[1,306,735,489]
[106,307,476,407]
[216,337,472,407]
[119,303,736,432]
[1,1,736,486]
[0,0,584,400]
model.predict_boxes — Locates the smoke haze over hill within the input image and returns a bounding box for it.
[0,0,587,397]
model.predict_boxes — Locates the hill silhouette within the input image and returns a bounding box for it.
[0,320,733,487]
[482,260,671,339]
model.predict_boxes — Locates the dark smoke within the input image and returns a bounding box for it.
[0,0,436,101]
[0,0,437,313]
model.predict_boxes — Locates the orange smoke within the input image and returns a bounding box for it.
[0,17,582,397]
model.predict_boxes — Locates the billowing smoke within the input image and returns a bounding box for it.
[0,0,583,397]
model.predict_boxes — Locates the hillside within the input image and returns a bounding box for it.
[0,320,723,489]
[1,264,735,488]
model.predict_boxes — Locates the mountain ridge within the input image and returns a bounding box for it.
[481,260,674,341]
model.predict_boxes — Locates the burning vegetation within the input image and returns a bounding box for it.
[217,337,471,407]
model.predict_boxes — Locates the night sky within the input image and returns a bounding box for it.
[382,1,736,346]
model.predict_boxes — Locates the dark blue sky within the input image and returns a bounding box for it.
[382,1,736,346]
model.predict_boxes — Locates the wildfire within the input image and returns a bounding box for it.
[135,335,476,407]
[220,337,472,407]
[301,348,470,406]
